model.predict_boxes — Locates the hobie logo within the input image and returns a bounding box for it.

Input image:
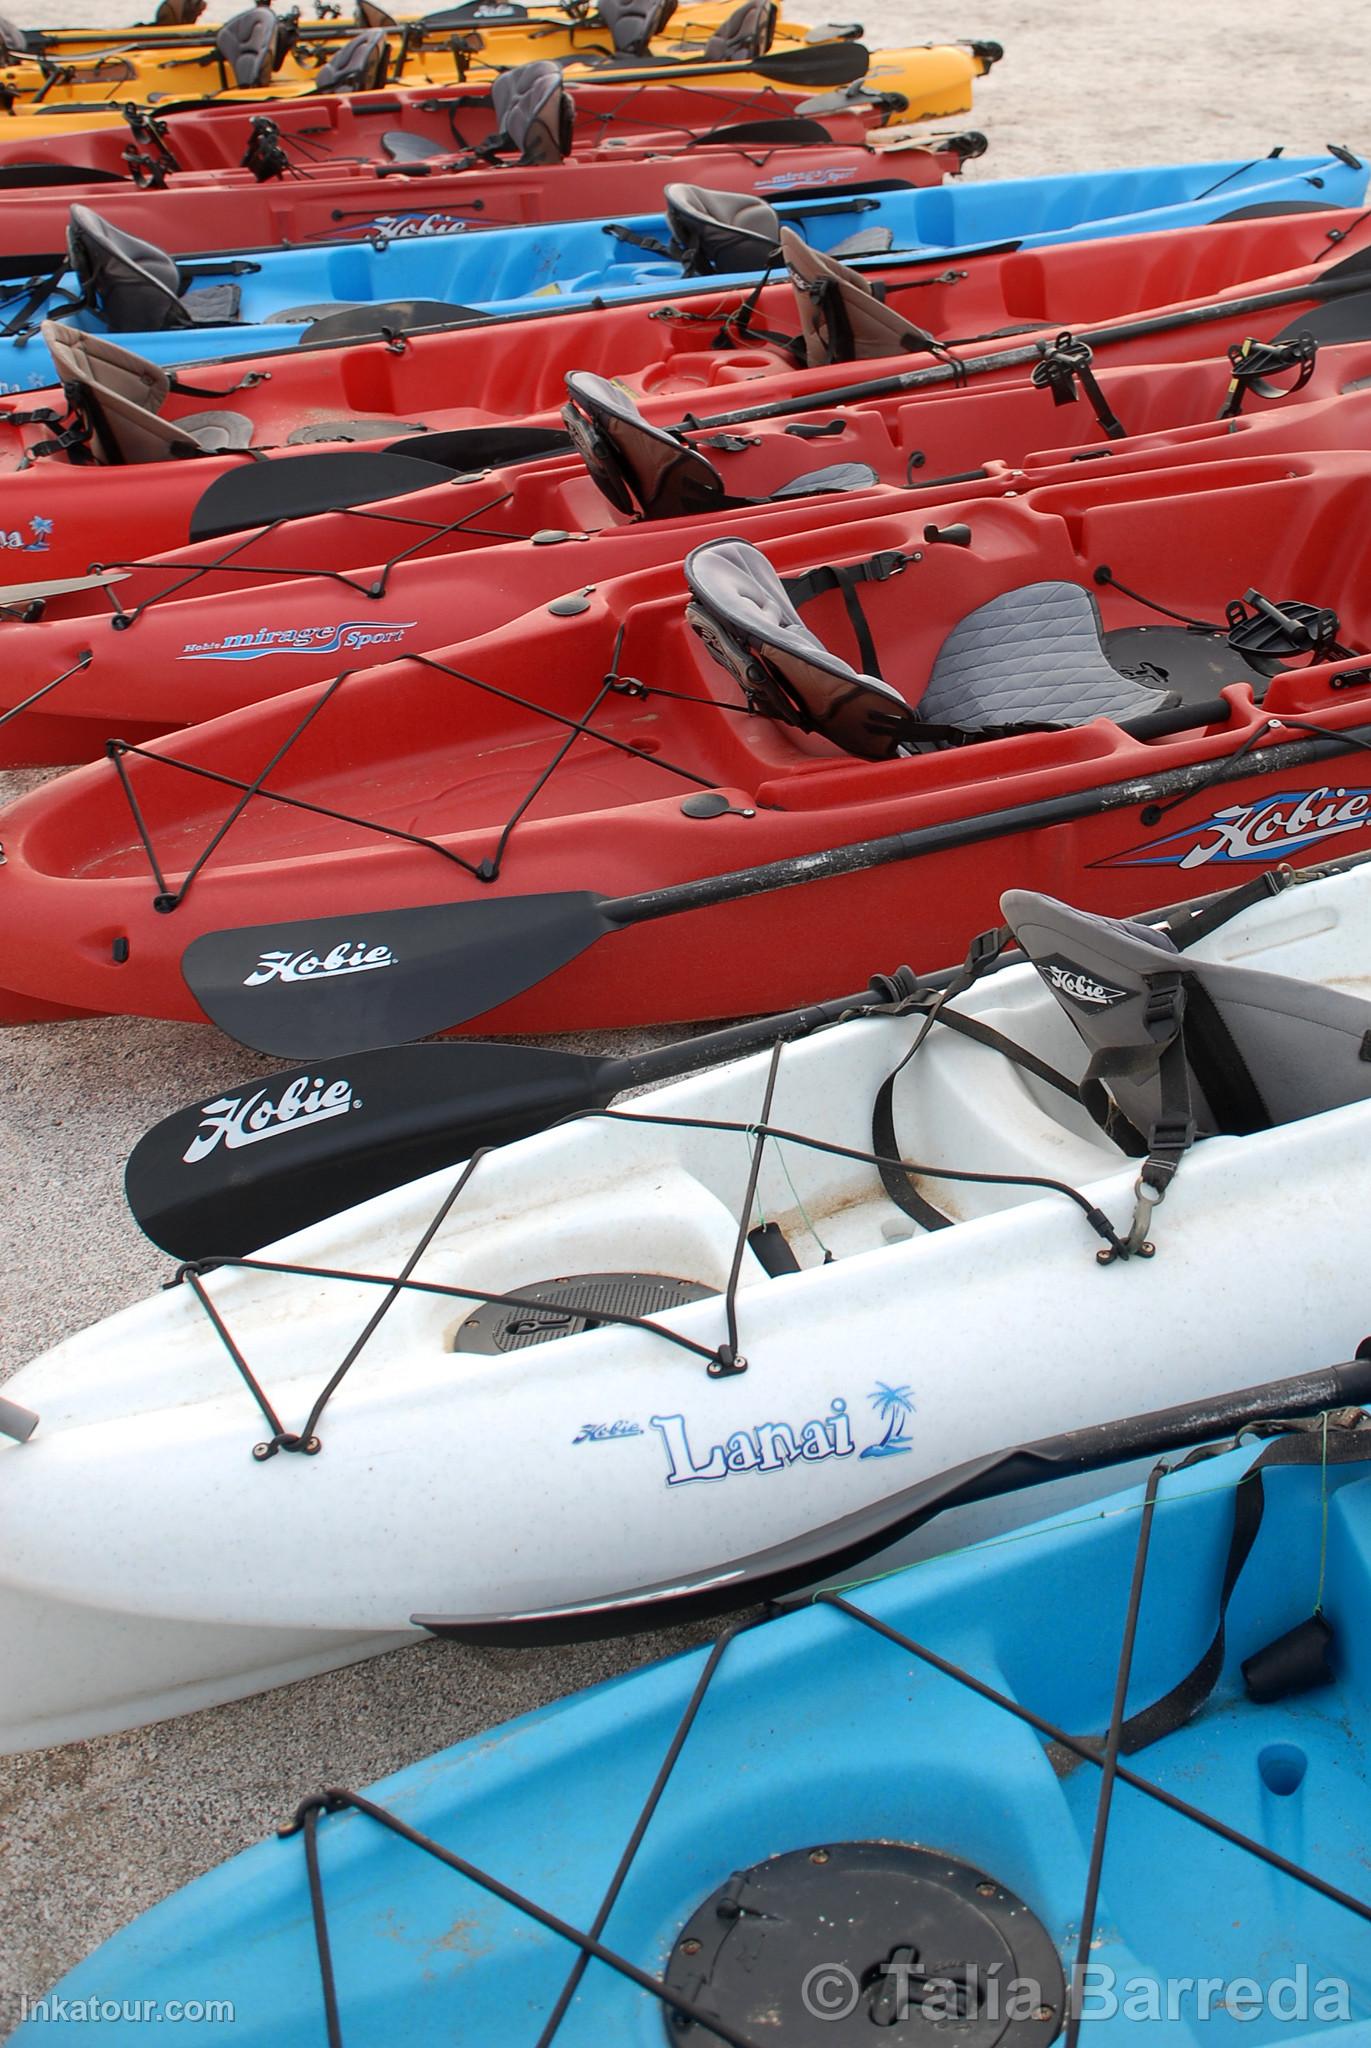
[1097,786,1371,870]
[244,942,396,988]
[361,212,470,240]
[183,1076,358,1164]
[1040,955,1129,1009]
[180,622,417,663]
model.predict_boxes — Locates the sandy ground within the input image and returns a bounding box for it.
[1,0,1368,2025]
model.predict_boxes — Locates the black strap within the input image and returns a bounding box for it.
[1078,972,1194,1193]
[1179,979,1272,1135]
[1030,332,1126,441]
[781,548,908,677]
[604,222,679,262]
[1113,1420,1371,1754]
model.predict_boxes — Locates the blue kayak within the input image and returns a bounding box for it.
[19,1373,1371,2043]
[0,150,1363,393]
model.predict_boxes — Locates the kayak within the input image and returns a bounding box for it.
[12,342,1371,768]
[0,138,973,269]
[18,1389,1370,2040]
[6,448,1371,1026]
[0,29,984,119]
[0,75,897,184]
[0,202,1367,595]
[0,153,1361,392]
[3,856,1371,1749]
[8,328,1371,770]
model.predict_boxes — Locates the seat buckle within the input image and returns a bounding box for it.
[867,549,909,582]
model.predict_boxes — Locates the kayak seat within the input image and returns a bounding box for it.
[684,539,1174,762]
[917,584,1179,732]
[41,321,254,465]
[381,131,449,162]
[296,299,485,344]
[312,27,390,93]
[67,206,241,334]
[1004,889,1371,1164]
[156,0,208,20]
[0,12,28,55]
[356,0,398,22]
[488,61,573,165]
[594,0,677,56]
[784,228,937,365]
[702,0,777,60]
[215,7,278,88]
[563,370,876,520]
[663,185,891,277]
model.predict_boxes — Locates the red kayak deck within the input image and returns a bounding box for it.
[7,347,1371,767]
[1,205,1368,586]
[2,452,1370,1032]
[0,79,890,181]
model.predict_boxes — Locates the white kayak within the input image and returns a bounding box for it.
[4,863,1371,1752]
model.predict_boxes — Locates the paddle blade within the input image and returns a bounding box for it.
[752,39,866,83]
[188,450,460,544]
[181,892,614,1057]
[125,1039,618,1259]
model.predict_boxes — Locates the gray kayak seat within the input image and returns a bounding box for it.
[702,0,776,59]
[596,0,676,54]
[1003,887,1371,1188]
[40,320,254,464]
[216,7,279,87]
[784,227,935,366]
[663,185,891,278]
[156,0,208,20]
[66,205,241,333]
[918,584,1177,731]
[684,539,1176,762]
[490,61,573,165]
[355,0,397,21]
[0,13,27,54]
[563,369,876,520]
[312,27,390,92]
[380,129,448,161]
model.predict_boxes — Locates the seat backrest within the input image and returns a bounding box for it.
[313,24,389,90]
[66,204,189,333]
[155,0,208,20]
[490,61,572,165]
[0,13,28,55]
[1003,888,1371,1143]
[595,0,674,55]
[563,371,725,520]
[783,227,934,366]
[664,182,781,276]
[684,535,913,759]
[216,6,278,86]
[41,319,207,465]
[355,0,396,22]
[703,0,775,60]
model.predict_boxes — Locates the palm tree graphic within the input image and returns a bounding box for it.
[860,1382,915,1459]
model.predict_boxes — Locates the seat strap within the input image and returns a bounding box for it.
[604,221,679,262]
[1107,1416,1371,1755]
[781,547,909,677]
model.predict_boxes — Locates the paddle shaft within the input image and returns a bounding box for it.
[594,718,1371,938]
[668,260,1371,433]
[418,1356,1371,1642]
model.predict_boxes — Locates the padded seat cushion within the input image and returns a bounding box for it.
[919,583,1177,731]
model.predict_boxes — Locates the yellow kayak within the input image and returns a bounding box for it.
[0,8,998,119]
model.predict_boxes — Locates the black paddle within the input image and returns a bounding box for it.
[181,716,1371,1057]
[413,1355,1371,1643]
[126,974,904,1258]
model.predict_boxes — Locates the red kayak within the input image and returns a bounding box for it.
[3,450,1370,1033]
[1,205,1367,589]
[6,341,1371,766]
[0,76,893,184]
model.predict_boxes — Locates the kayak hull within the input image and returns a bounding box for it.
[1,863,1370,1749]
[18,1424,1369,2041]
[5,457,1371,1028]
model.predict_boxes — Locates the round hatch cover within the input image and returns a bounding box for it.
[452,1272,713,1354]
[663,1842,1065,2044]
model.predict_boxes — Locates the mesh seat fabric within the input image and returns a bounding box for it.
[920,584,1176,733]
[664,183,781,275]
